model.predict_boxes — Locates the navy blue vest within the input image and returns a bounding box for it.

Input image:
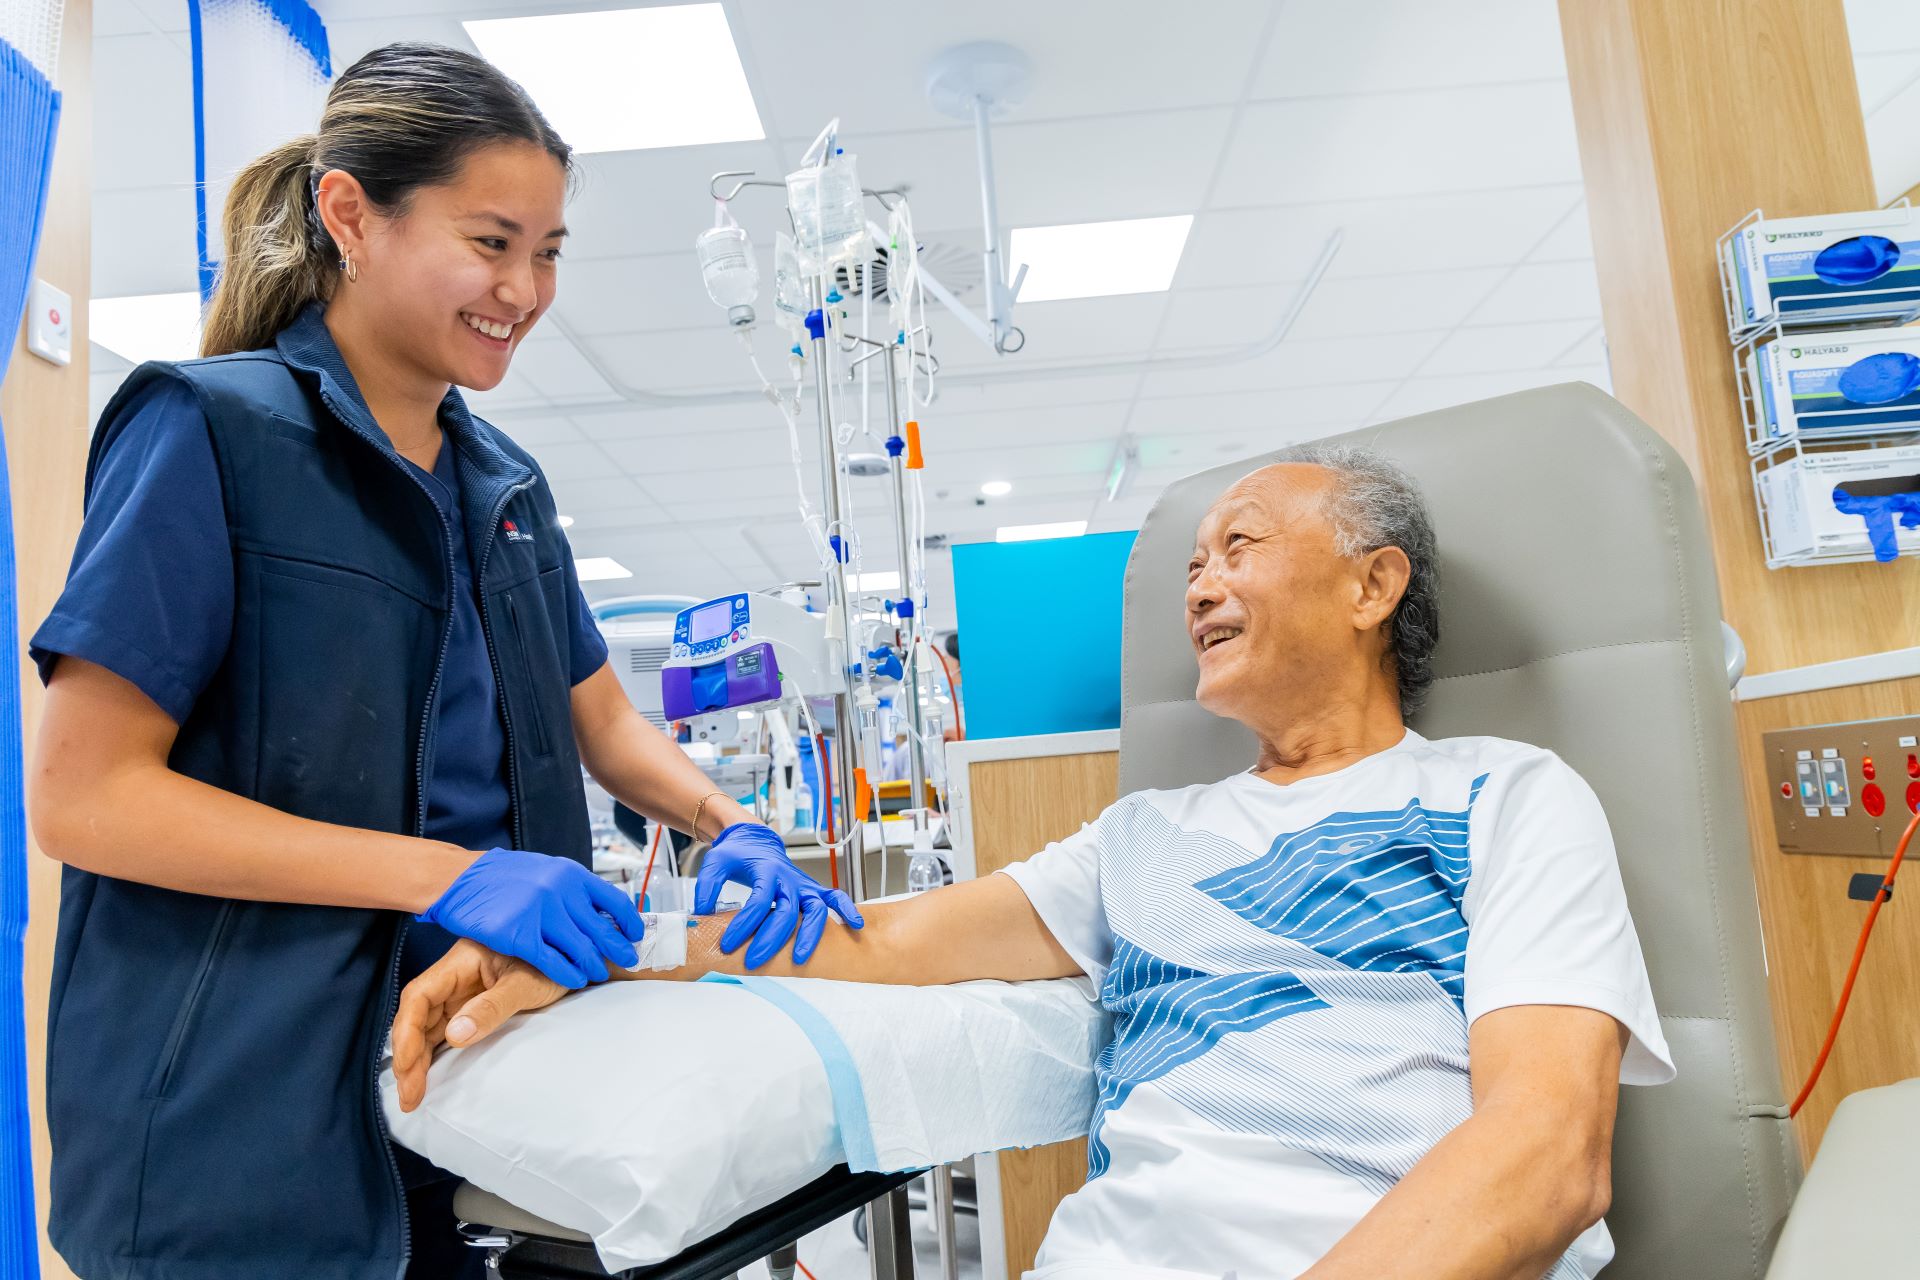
[44,307,590,1280]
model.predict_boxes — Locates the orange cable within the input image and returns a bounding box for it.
[1788,806,1919,1117]
[637,820,665,909]
[931,643,964,740]
[814,732,839,889]
[796,1260,820,1280]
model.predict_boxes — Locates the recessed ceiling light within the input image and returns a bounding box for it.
[464,5,764,154]
[996,520,1088,543]
[557,514,575,528]
[574,556,633,581]
[90,291,202,364]
[849,570,900,592]
[1010,215,1195,303]
[980,480,1013,497]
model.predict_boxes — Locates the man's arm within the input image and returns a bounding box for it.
[392,873,1081,1111]
[1300,1004,1626,1280]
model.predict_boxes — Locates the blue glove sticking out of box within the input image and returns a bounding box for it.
[1814,235,1903,287]
[1836,351,1920,406]
[1832,483,1920,562]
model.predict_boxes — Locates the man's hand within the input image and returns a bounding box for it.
[391,938,567,1112]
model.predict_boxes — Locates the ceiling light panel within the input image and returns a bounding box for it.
[574,556,635,581]
[1010,215,1195,303]
[464,5,764,155]
[997,521,1089,543]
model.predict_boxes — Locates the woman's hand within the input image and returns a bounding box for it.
[417,847,646,988]
[390,938,567,1112]
[697,822,864,969]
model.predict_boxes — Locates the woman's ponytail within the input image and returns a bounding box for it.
[200,134,336,357]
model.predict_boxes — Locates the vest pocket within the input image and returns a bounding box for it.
[505,590,552,757]
[144,899,237,1100]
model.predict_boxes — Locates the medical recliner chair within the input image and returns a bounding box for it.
[452,381,1914,1277]
[1120,381,1916,1278]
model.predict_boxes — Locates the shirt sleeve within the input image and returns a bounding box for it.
[997,801,1118,987]
[29,376,235,724]
[559,530,609,686]
[1462,750,1676,1086]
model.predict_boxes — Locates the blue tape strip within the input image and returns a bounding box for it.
[700,973,879,1171]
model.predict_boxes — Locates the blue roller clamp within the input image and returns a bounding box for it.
[0,35,61,1280]
[1832,486,1920,562]
[1836,352,1920,406]
[1813,235,1902,287]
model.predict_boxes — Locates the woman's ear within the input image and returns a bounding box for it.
[313,168,373,262]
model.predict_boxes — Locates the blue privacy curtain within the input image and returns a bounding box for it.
[190,0,332,299]
[0,33,62,1280]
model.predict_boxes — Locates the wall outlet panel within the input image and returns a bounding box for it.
[1763,714,1920,856]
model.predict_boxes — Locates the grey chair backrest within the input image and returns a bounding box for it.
[1117,383,1798,1279]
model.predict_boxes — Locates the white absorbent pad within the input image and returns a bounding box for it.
[378,975,1107,1271]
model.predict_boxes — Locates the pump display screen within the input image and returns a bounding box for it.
[690,600,733,644]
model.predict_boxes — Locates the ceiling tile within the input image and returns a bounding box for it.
[1420,320,1597,374]
[736,0,1272,139]
[1366,366,1608,423]
[519,440,617,482]
[1853,51,1920,113]
[1128,383,1397,436]
[1848,0,1920,55]
[1175,186,1579,291]
[1254,0,1567,96]
[507,331,620,402]
[1526,200,1593,261]
[1467,260,1603,325]
[562,140,788,260]
[1286,270,1501,341]
[550,252,722,336]
[1552,324,1608,368]
[1213,83,1583,207]
[496,416,583,448]
[1142,327,1448,398]
[599,425,791,474]
[1866,72,1920,202]
[543,473,658,516]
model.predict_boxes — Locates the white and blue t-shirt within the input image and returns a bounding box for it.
[1000,730,1674,1280]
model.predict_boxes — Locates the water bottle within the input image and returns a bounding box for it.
[792,778,814,834]
[906,852,943,895]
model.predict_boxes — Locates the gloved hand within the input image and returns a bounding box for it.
[419,848,645,989]
[695,822,864,969]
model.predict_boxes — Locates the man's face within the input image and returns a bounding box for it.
[1185,465,1386,725]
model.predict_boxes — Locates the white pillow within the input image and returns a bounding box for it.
[381,980,840,1270]
[379,975,1105,1272]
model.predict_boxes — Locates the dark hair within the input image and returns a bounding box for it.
[1269,443,1441,717]
[202,43,573,356]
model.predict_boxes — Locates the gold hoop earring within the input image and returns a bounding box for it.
[339,251,360,284]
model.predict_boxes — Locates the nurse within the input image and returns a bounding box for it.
[26,42,857,1280]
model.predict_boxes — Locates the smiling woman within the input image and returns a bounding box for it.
[27,40,852,1280]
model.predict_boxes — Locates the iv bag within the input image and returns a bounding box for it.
[787,150,869,276]
[695,201,758,312]
[773,233,807,335]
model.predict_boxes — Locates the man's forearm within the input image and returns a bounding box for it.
[624,874,1082,987]
[1300,1101,1608,1280]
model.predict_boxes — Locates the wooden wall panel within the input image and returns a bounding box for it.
[967,750,1117,1280]
[1560,0,1920,1157]
[2,4,90,1277]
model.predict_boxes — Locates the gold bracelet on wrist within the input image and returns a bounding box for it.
[689,790,727,841]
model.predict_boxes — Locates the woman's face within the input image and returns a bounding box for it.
[349,141,569,393]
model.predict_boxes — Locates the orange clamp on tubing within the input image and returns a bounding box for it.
[854,767,874,828]
[905,420,924,470]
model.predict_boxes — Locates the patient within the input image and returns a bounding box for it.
[393,445,1673,1280]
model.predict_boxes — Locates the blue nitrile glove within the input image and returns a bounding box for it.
[695,822,864,970]
[1832,487,1920,562]
[420,848,645,989]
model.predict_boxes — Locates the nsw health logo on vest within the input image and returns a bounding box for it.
[502,519,535,544]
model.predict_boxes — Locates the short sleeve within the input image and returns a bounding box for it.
[997,804,1116,986]
[1463,751,1675,1086]
[29,376,235,724]
[559,531,608,686]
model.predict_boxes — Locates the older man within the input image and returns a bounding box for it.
[393,445,1672,1280]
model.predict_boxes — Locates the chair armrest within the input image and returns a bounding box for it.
[1764,1078,1920,1279]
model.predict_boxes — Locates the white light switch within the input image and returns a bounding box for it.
[26,278,71,366]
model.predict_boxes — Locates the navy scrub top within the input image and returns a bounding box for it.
[29,377,612,983]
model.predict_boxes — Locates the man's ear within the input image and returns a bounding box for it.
[1353,545,1411,633]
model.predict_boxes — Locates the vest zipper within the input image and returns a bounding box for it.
[315,384,461,1274]
[475,478,540,850]
[503,590,552,756]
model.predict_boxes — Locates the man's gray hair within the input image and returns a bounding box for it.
[1270,443,1440,716]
